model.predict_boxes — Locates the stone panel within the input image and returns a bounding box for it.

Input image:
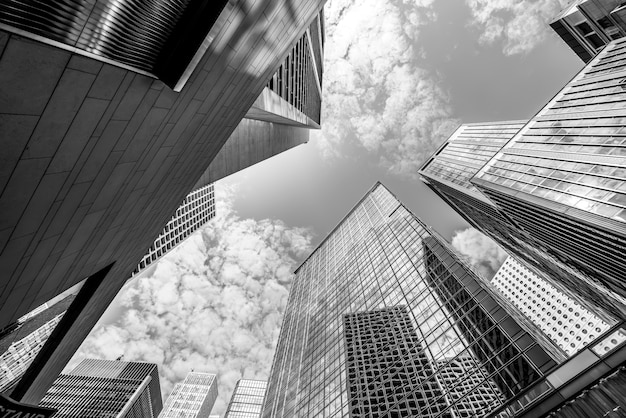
[23,69,95,159]
[0,37,70,115]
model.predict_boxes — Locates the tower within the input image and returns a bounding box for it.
[419,119,624,320]
[262,183,561,418]
[39,358,163,417]
[224,379,267,418]
[473,37,626,318]
[160,372,218,418]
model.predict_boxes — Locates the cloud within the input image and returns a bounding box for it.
[464,0,570,55]
[70,183,314,415]
[316,0,459,178]
[451,227,508,279]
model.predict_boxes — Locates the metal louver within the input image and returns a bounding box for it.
[0,0,222,83]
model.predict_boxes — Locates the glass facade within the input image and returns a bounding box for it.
[224,379,267,418]
[419,123,619,338]
[262,183,559,418]
[474,38,626,315]
[160,372,218,418]
[40,359,162,418]
[421,121,527,194]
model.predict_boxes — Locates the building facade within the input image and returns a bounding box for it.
[0,0,327,403]
[262,183,568,418]
[133,11,326,278]
[473,37,626,318]
[224,379,267,418]
[419,120,624,321]
[133,184,215,276]
[160,372,218,418]
[491,256,611,356]
[0,295,74,393]
[550,0,626,62]
[39,358,163,417]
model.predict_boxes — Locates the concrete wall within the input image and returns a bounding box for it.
[194,118,309,189]
[0,0,326,402]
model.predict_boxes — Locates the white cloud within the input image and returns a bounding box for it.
[451,227,508,279]
[71,184,313,415]
[464,0,570,55]
[316,0,459,178]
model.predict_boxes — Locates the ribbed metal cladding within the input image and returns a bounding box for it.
[0,0,190,72]
[39,359,162,417]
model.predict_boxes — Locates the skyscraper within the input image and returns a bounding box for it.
[39,358,163,417]
[0,294,74,392]
[224,379,267,418]
[550,0,626,63]
[160,372,218,418]
[491,256,611,356]
[133,11,325,277]
[263,183,567,418]
[473,37,626,317]
[419,120,624,321]
[0,0,327,403]
[133,184,215,277]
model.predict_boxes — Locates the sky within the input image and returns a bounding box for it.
[70,0,585,415]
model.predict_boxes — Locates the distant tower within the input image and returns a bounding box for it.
[160,372,218,418]
[39,358,163,417]
[224,379,267,418]
[0,293,77,393]
[132,184,216,277]
[491,256,611,355]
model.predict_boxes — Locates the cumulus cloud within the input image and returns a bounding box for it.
[464,0,570,55]
[71,184,313,415]
[316,0,459,177]
[451,227,508,279]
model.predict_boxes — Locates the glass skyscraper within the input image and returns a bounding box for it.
[262,183,563,418]
[160,372,218,418]
[419,120,623,321]
[39,358,163,417]
[224,379,267,418]
[473,37,626,317]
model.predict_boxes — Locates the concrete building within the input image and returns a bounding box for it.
[262,183,567,418]
[0,0,327,404]
[132,12,326,277]
[160,372,218,418]
[473,37,626,318]
[39,358,163,417]
[224,379,267,418]
[550,0,626,62]
[492,256,611,356]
